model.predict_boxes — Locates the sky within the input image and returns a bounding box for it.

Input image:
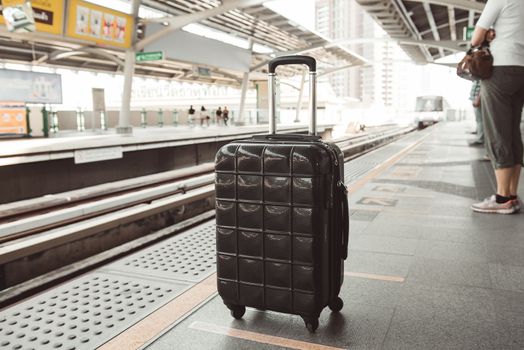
[267,0,472,111]
[265,0,316,31]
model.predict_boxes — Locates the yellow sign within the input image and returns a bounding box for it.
[0,103,27,135]
[66,0,133,49]
[0,0,64,35]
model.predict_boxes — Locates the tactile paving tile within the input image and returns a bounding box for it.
[105,222,216,283]
[0,273,188,350]
[350,209,380,222]
[345,134,423,185]
[372,179,477,199]
[345,160,381,183]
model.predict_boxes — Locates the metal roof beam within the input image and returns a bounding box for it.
[136,0,266,51]
[398,38,465,52]
[390,0,434,62]
[40,47,125,67]
[318,64,363,77]
[406,0,484,13]
[448,6,457,41]
[420,15,468,36]
[250,40,370,72]
[253,13,281,22]
[422,2,445,57]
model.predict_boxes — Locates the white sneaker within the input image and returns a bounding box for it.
[471,195,517,214]
[513,197,522,212]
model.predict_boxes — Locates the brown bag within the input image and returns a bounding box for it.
[457,45,494,81]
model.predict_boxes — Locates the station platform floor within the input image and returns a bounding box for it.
[1,121,523,350]
[0,123,333,167]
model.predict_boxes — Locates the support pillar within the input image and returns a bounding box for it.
[42,106,49,138]
[237,38,254,126]
[117,0,140,135]
[117,50,135,134]
[468,10,475,27]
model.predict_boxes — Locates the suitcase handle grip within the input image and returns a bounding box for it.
[268,55,317,136]
[268,55,316,74]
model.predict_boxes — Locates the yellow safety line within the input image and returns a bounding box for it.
[345,271,405,283]
[347,131,434,195]
[189,321,346,350]
[99,274,218,350]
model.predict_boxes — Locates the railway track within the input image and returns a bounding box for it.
[0,125,411,242]
[0,125,414,306]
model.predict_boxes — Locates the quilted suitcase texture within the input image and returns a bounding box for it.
[215,56,349,332]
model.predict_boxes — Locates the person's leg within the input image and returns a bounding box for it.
[510,164,521,196]
[476,106,485,143]
[481,68,517,169]
[510,95,524,197]
[473,68,517,213]
[469,107,484,145]
[495,167,513,197]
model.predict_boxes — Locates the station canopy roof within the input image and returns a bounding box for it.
[0,0,367,86]
[355,0,487,63]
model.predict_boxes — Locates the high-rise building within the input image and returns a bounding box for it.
[315,0,361,99]
[315,0,406,109]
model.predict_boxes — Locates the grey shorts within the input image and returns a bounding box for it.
[481,66,524,169]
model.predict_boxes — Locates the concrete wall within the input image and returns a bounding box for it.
[0,197,214,289]
[0,140,228,204]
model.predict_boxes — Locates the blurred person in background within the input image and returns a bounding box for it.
[468,80,484,146]
[223,106,229,126]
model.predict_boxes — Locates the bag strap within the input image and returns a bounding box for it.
[469,40,491,54]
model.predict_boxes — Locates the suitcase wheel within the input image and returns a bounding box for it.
[302,316,319,333]
[328,297,344,312]
[228,305,246,319]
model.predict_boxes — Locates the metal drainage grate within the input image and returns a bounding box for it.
[106,222,216,283]
[0,273,187,350]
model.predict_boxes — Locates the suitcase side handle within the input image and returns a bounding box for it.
[268,55,317,136]
[340,182,349,260]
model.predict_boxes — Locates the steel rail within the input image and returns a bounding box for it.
[0,125,414,244]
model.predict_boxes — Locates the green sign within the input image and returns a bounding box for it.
[136,51,164,62]
[464,26,475,41]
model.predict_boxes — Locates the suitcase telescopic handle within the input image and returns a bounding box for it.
[268,55,317,136]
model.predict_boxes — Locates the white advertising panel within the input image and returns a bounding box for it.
[0,69,63,104]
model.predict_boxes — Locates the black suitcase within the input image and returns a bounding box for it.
[214,55,349,332]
